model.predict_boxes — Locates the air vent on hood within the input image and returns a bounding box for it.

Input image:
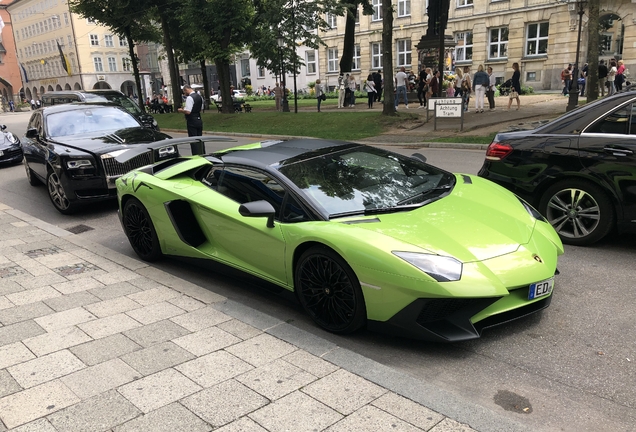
[340,218,381,225]
[462,175,472,184]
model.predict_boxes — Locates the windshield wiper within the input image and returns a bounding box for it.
[329,204,421,219]
[396,184,453,206]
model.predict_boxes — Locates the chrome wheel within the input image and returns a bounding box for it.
[123,198,162,261]
[47,171,73,213]
[295,247,365,333]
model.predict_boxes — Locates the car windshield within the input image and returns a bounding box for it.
[277,146,455,218]
[82,94,142,116]
[46,107,140,137]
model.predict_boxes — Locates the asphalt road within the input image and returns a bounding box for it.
[1,111,634,431]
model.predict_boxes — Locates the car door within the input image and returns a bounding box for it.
[195,165,289,286]
[23,113,48,180]
[578,100,636,220]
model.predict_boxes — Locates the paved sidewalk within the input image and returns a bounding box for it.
[0,203,533,431]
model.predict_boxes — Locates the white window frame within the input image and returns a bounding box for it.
[526,22,549,56]
[89,34,99,46]
[454,32,473,61]
[488,27,508,60]
[107,57,117,71]
[64,12,69,25]
[397,39,411,67]
[326,13,337,29]
[240,58,250,77]
[398,0,410,17]
[457,0,473,6]
[306,50,317,74]
[119,37,128,47]
[328,48,339,73]
[352,45,361,70]
[257,66,265,78]
[122,57,131,72]
[104,35,114,47]
[372,0,382,21]
[371,42,382,69]
[93,57,103,72]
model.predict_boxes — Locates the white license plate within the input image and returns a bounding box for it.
[529,278,554,300]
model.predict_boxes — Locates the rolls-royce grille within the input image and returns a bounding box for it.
[101,152,153,177]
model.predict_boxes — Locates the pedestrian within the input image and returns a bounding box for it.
[608,59,617,96]
[8,100,15,112]
[417,66,427,108]
[472,64,489,113]
[461,66,471,112]
[507,62,521,111]
[337,74,346,108]
[561,64,572,96]
[30,99,36,110]
[598,60,608,97]
[429,70,441,102]
[487,66,496,110]
[446,81,455,97]
[364,74,376,108]
[454,68,464,99]
[315,78,324,112]
[616,60,626,92]
[373,70,383,102]
[348,74,357,107]
[273,82,282,111]
[578,71,586,97]
[394,66,409,110]
[177,84,205,155]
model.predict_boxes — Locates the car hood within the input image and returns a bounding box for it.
[51,127,171,154]
[352,176,536,262]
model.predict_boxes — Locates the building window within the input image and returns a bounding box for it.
[119,37,128,47]
[257,66,265,78]
[67,35,73,47]
[107,57,117,71]
[526,22,549,56]
[372,0,382,21]
[93,57,103,72]
[355,8,359,24]
[104,35,114,47]
[122,58,131,71]
[328,48,338,73]
[397,40,411,67]
[398,0,410,17]
[240,59,250,77]
[526,72,537,81]
[489,27,508,59]
[454,32,473,61]
[352,45,361,70]
[306,50,317,74]
[64,12,69,25]
[89,34,99,46]
[326,13,337,29]
[457,0,473,6]
[371,42,382,69]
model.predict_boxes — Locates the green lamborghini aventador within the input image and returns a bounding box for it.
[116,138,564,342]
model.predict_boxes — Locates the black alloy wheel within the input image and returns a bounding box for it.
[295,246,366,334]
[24,159,41,186]
[539,179,614,246]
[47,171,76,214]
[123,197,162,261]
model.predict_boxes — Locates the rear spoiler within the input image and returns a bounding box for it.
[114,135,236,163]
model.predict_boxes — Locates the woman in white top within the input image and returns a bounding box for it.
[365,74,376,108]
[608,59,617,96]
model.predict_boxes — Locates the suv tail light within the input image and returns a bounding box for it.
[485,142,513,161]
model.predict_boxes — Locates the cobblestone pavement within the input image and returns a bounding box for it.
[0,204,536,431]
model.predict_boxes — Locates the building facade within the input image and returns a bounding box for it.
[8,0,137,102]
[0,1,22,106]
[318,0,634,90]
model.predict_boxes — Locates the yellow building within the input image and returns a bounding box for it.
[8,0,137,102]
[318,0,633,90]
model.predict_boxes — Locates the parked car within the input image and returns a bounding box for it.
[116,139,563,341]
[0,125,23,166]
[40,90,159,130]
[21,103,175,214]
[479,91,636,246]
[210,90,247,102]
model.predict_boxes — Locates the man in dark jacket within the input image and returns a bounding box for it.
[598,60,608,97]
[373,70,383,102]
[178,85,205,155]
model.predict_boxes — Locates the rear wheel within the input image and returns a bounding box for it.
[47,171,77,214]
[539,179,614,246]
[123,197,162,261]
[295,246,366,334]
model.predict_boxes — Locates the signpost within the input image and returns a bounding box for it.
[427,97,464,131]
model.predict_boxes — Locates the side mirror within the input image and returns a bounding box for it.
[238,200,275,228]
[25,128,39,139]
[0,125,6,131]
[411,152,427,163]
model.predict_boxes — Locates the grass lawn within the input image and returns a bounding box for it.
[423,133,497,145]
[156,109,418,140]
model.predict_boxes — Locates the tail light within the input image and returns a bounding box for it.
[485,142,513,161]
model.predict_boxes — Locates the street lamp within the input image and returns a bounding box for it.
[276,33,290,112]
[560,0,587,111]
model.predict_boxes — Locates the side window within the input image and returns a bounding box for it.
[282,193,311,223]
[203,166,286,218]
[28,113,43,134]
[587,103,632,135]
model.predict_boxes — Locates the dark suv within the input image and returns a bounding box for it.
[40,90,159,130]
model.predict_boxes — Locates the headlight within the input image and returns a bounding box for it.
[152,119,158,127]
[393,252,463,282]
[517,197,546,222]
[6,132,19,145]
[66,159,93,169]
[158,145,176,158]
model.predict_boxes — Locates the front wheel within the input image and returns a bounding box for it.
[295,246,366,334]
[538,179,614,246]
[122,197,162,261]
[47,171,76,214]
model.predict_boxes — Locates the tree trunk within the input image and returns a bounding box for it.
[159,13,182,109]
[339,5,356,74]
[586,0,600,102]
[200,59,210,111]
[215,56,233,114]
[381,0,395,115]
[124,26,144,107]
